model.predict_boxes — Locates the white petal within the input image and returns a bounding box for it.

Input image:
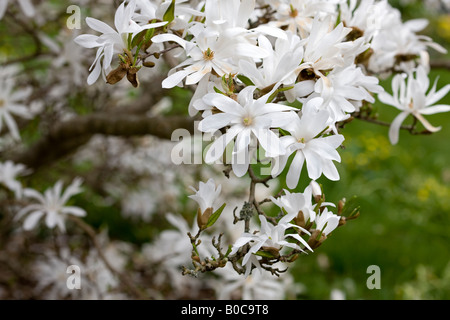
[3,112,21,140]
[198,113,236,132]
[18,0,35,17]
[426,84,450,106]
[389,111,410,145]
[161,69,190,88]
[254,129,283,157]
[87,57,103,85]
[419,104,450,115]
[62,206,86,217]
[23,211,44,230]
[414,113,441,133]
[86,17,116,35]
[286,151,305,189]
[151,33,187,50]
[73,34,101,48]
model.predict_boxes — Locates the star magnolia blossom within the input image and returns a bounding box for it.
[197,86,295,177]
[16,178,87,232]
[0,161,28,199]
[238,32,305,90]
[378,66,450,145]
[0,67,33,140]
[315,207,340,236]
[230,213,312,276]
[270,187,316,228]
[312,64,383,125]
[272,97,345,189]
[74,0,167,84]
[269,0,339,38]
[188,178,222,214]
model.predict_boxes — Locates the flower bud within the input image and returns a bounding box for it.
[261,246,280,259]
[106,64,127,85]
[143,61,155,68]
[294,210,306,229]
[310,180,323,203]
[307,229,327,249]
[197,207,213,230]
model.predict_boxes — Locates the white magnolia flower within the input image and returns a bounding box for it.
[74,0,166,84]
[378,66,450,145]
[272,98,345,189]
[315,207,340,236]
[33,248,84,299]
[152,25,268,89]
[299,15,352,76]
[0,0,35,19]
[368,9,447,73]
[16,178,87,232]
[188,178,222,214]
[270,187,316,228]
[230,213,312,276]
[268,0,340,38]
[312,64,383,124]
[0,161,28,199]
[0,67,33,140]
[238,32,305,90]
[339,0,393,42]
[198,86,295,177]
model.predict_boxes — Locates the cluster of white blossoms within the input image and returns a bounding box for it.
[70,0,450,279]
[1,0,449,300]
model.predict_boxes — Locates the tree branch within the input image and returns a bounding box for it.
[430,60,450,71]
[8,113,195,170]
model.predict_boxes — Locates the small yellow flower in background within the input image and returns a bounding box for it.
[437,15,450,41]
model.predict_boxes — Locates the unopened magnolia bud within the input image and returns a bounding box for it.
[192,255,201,263]
[310,180,323,203]
[127,67,140,88]
[261,246,280,259]
[106,64,127,85]
[294,210,306,229]
[143,61,155,68]
[307,229,327,249]
[197,207,213,230]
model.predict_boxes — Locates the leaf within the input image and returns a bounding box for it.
[163,0,176,24]
[237,74,255,86]
[225,245,232,257]
[267,85,294,103]
[131,30,146,49]
[206,203,226,228]
[213,86,226,95]
[254,250,278,259]
[340,195,360,218]
[192,242,199,256]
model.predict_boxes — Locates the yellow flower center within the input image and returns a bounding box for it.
[289,5,298,18]
[203,48,215,61]
[243,117,252,126]
[298,137,305,143]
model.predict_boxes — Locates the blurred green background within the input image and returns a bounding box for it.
[289,1,450,299]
